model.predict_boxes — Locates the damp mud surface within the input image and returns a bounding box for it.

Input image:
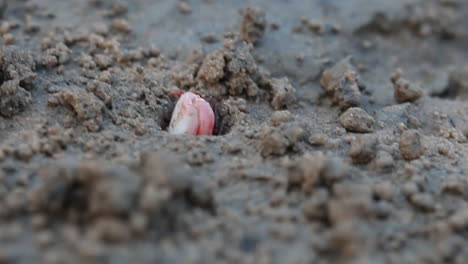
[0,0,468,263]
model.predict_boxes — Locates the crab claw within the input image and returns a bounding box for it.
[168,92,215,135]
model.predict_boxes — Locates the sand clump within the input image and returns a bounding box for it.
[399,129,425,161]
[239,7,267,45]
[196,37,296,110]
[320,57,362,110]
[391,69,424,103]
[339,107,375,133]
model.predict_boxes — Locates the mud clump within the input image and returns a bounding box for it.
[86,80,113,108]
[138,151,215,211]
[260,115,304,157]
[137,151,215,231]
[239,7,266,45]
[1,47,37,87]
[359,2,463,40]
[287,151,347,193]
[30,152,215,243]
[197,51,225,84]
[295,17,327,35]
[320,57,362,110]
[3,33,15,45]
[449,209,468,231]
[327,184,374,260]
[399,129,425,161]
[111,19,131,34]
[0,47,37,117]
[197,40,262,97]
[214,97,247,135]
[408,193,434,212]
[372,151,395,172]
[30,165,134,246]
[49,89,105,132]
[349,134,378,164]
[339,107,375,133]
[259,124,304,157]
[391,69,424,103]
[40,42,71,68]
[197,38,296,109]
[0,80,32,118]
[445,67,468,100]
[303,188,329,221]
[30,162,141,218]
[177,1,192,14]
[268,77,296,110]
[269,110,293,126]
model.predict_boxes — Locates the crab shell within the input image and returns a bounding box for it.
[168,92,215,135]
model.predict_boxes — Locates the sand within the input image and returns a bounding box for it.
[0,0,467,263]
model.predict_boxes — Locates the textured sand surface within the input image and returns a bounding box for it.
[0,1,467,263]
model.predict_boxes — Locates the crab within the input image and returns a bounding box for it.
[168,91,215,135]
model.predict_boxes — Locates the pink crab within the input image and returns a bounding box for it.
[168,91,215,135]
